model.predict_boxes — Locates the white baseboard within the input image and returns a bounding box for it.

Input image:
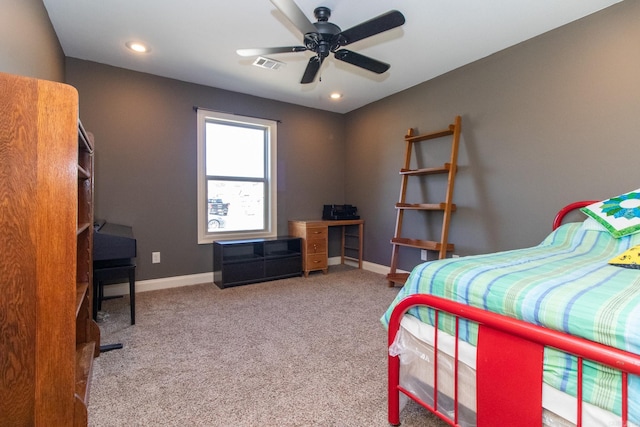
[327,256,408,276]
[363,261,407,276]
[102,260,406,297]
[102,272,213,297]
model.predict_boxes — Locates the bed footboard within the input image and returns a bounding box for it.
[387,294,640,427]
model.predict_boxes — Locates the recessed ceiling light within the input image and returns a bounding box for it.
[330,93,342,100]
[126,41,150,53]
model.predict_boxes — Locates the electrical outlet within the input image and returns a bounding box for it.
[152,252,161,263]
[420,250,427,261]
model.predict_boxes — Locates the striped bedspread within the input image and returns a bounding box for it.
[381,221,640,423]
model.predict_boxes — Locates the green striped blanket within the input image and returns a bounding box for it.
[381,221,640,423]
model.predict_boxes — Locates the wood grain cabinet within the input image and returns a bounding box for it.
[288,219,364,277]
[0,72,100,426]
[288,221,329,276]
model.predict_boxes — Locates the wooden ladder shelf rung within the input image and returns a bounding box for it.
[387,115,461,286]
[400,163,452,176]
[391,237,454,251]
[405,127,454,142]
[395,203,457,211]
[387,272,410,285]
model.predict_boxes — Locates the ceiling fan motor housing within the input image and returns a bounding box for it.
[313,6,331,21]
[304,7,342,58]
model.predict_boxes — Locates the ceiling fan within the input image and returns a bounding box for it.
[237,0,405,84]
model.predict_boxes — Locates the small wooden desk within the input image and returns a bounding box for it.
[288,219,364,276]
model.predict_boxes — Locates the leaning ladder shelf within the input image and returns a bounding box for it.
[387,116,462,286]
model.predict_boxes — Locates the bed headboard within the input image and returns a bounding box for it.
[552,200,598,230]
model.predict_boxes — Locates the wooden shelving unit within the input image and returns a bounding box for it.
[387,116,461,286]
[0,72,99,426]
[74,121,100,425]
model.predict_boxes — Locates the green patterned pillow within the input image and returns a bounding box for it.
[581,189,640,238]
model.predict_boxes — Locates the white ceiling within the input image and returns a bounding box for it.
[43,0,621,114]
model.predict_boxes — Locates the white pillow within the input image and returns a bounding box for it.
[580,217,608,232]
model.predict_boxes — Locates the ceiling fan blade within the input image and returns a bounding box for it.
[237,46,307,57]
[301,56,321,84]
[270,0,317,35]
[337,10,405,46]
[334,49,390,74]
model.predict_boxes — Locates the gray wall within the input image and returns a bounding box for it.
[345,0,640,271]
[65,59,346,280]
[3,0,639,280]
[0,0,64,82]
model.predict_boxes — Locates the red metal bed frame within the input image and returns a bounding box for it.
[387,201,640,426]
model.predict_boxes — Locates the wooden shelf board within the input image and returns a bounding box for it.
[400,163,450,176]
[405,128,454,143]
[395,203,457,211]
[77,222,91,235]
[76,282,89,317]
[78,121,94,153]
[386,272,410,285]
[391,237,454,252]
[77,164,90,179]
[75,342,96,404]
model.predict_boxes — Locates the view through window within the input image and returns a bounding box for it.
[197,109,277,243]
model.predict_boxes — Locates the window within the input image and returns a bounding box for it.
[197,109,277,244]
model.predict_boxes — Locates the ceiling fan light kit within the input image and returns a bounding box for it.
[237,0,405,84]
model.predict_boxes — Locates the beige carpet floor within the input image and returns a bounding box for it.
[89,266,448,426]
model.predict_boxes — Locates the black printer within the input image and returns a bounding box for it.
[322,204,360,220]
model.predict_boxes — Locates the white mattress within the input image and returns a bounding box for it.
[391,314,636,427]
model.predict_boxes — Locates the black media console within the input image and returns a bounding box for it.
[213,236,302,288]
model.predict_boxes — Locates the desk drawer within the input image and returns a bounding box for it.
[305,226,327,239]
[306,237,327,254]
[306,253,328,270]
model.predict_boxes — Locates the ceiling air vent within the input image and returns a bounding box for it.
[252,56,284,70]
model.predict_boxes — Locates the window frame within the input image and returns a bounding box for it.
[196,109,277,244]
